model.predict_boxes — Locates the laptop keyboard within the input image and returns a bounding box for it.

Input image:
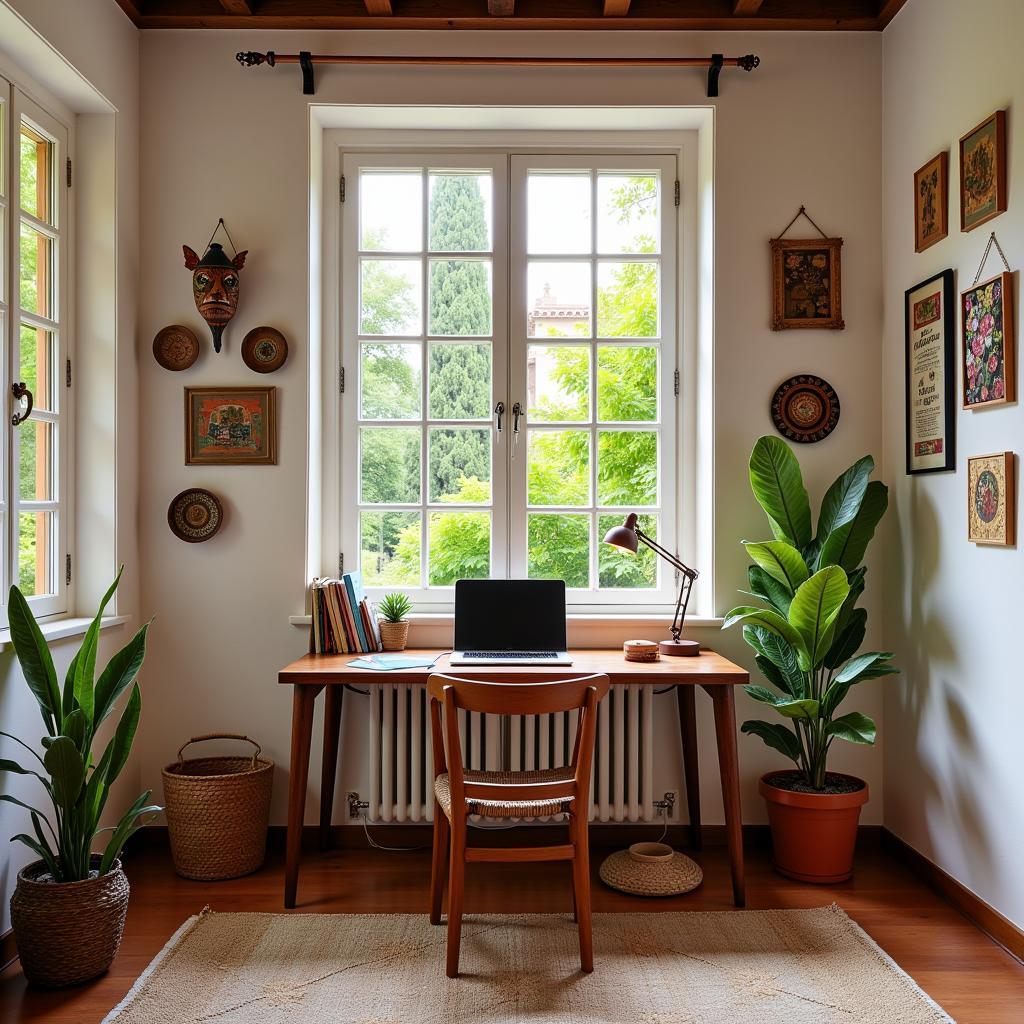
[463,651,559,659]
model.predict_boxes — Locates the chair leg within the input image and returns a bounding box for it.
[446,814,467,978]
[571,813,594,973]
[429,811,450,925]
[568,814,578,922]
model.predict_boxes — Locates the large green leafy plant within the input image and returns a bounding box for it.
[0,569,159,881]
[723,437,899,790]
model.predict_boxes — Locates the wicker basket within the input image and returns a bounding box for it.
[11,855,129,988]
[379,620,410,651]
[162,733,273,881]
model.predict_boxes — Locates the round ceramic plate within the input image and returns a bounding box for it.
[167,488,223,543]
[770,374,840,443]
[241,326,288,373]
[153,325,200,371]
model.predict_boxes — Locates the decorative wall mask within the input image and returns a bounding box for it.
[183,220,247,353]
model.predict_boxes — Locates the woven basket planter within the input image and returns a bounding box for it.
[162,734,273,881]
[379,620,410,651]
[11,855,129,988]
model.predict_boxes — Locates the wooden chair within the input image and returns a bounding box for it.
[427,671,611,978]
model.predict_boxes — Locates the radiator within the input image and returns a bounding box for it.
[368,683,656,823]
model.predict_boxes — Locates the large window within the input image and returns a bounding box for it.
[0,76,71,621]
[340,151,677,609]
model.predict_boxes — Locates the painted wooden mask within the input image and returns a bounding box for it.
[182,242,248,352]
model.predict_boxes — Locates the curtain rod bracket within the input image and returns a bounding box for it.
[707,53,724,97]
[299,51,315,95]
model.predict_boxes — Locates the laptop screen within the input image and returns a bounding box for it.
[454,579,567,651]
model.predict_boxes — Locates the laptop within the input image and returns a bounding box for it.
[449,579,573,665]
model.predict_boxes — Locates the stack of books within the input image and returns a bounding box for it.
[310,572,383,654]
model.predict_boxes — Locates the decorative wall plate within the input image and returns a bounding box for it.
[168,488,223,543]
[241,327,288,373]
[770,374,840,443]
[153,325,200,371]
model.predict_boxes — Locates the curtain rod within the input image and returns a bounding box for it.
[235,50,760,99]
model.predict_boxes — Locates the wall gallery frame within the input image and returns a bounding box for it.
[959,110,1007,233]
[905,270,955,474]
[961,271,1015,409]
[913,152,948,253]
[770,237,844,330]
[967,452,1015,546]
[185,386,277,465]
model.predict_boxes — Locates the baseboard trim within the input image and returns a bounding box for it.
[881,828,1024,964]
[1,927,17,973]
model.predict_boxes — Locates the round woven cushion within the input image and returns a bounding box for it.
[599,848,703,896]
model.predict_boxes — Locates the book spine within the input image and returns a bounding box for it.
[328,583,348,653]
[359,599,381,653]
[343,574,370,652]
[366,599,384,651]
[310,584,319,654]
[337,581,360,652]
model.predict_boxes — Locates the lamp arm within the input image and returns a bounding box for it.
[634,529,699,580]
[635,529,699,643]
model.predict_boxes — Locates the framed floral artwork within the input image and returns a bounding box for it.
[960,110,1007,232]
[185,386,277,465]
[914,152,948,252]
[967,452,1015,546]
[961,271,1015,409]
[770,237,844,330]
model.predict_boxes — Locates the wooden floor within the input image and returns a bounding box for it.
[2,837,1023,1023]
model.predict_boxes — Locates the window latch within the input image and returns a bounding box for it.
[494,401,504,438]
[11,381,33,427]
[510,402,523,459]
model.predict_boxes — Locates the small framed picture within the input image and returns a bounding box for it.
[960,110,1007,232]
[967,452,1015,546]
[185,386,277,465]
[914,152,948,252]
[770,237,844,330]
[961,271,1015,409]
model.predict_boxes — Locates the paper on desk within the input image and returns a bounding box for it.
[347,653,446,671]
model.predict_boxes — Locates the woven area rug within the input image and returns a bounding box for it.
[103,905,952,1024]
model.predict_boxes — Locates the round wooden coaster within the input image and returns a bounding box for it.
[153,325,200,371]
[168,488,223,543]
[770,374,840,443]
[241,327,288,373]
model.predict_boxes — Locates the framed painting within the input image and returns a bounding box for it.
[905,270,955,474]
[770,237,844,330]
[185,386,277,465]
[959,110,1007,232]
[961,271,1015,409]
[967,452,1015,546]
[914,152,948,252]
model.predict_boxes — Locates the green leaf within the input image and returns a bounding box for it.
[743,626,806,697]
[105,684,141,786]
[746,565,793,615]
[61,709,87,754]
[816,456,873,545]
[787,567,850,668]
[754,655,795,697]
[745,686,819,721]
[740,719,801,763]
[0,730,46,767]
[0,757,49,785]
[743,540,809,592]
[825,711,877,745]
[835,651,899,684]
[43,736,86,809]
[821,679,852,719]
[73,568,123,729]
[819,481,888,573]
[745,684,785,704]
[0,793,51,819]
[94,621,149,727]
[11,833,62,882]
[82,743,114,838]
[748,436,812,549]
[824,608,867,670]
[8,586,61,735]
[98,790,161,876]
[724,606,807,658]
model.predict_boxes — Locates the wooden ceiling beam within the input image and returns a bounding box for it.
[218,0,254,12]
[364,0,393,13]
[603,0,631,15]
[732,0,764,13]
[488,0,515,14]
[877,0,910,26]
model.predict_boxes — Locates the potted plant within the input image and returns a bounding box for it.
[378,592,413,651]
[723,437,898,883]
[1,569,159,987]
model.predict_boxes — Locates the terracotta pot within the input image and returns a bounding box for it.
[10,856,129,987]
[759,772,868,884]
[379,620,410,651]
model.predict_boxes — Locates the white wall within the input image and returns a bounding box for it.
[881,0,1024,929]
[137,29,885,828]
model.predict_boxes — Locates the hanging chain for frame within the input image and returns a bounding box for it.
[773,204,830,241]
[973,231,1012,285]
[204,217,241,261]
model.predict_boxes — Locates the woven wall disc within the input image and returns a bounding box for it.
[168,488,223,543]
[241,327,288,373]
[770,374,840,443]
[153,325,200,371]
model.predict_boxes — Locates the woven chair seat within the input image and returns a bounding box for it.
[434,768,575,820]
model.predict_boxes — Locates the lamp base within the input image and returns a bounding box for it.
[659,639,701,657]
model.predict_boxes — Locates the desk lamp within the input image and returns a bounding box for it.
[602,513,700,657]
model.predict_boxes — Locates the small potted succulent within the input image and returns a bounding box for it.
[1,569,160,987]
[723,437,899,884]
[378,592,412,651]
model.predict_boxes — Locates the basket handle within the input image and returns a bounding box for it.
[177,733,262,770]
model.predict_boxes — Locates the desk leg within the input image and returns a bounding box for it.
[320,686,344,851]
[676,686,701,850]
[705,685,745,907]
[285,684,321,909]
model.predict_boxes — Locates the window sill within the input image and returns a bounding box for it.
[0,615,129,651]
[289,613,725,629]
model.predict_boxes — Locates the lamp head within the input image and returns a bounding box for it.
[602,512,640,554]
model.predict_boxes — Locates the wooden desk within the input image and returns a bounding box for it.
[278,649,749,910]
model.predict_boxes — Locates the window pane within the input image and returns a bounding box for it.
[428,512,490,585]
[597,261,658,338]
[19,419,54,502]
[20,222,53,318]
[597,174,659,254]
[428,343,491,420]
[429,173,492,252]
[20,124,52,224]
[598,430,657,506]
[20,324,56,412]
[597,345,657,422]
[361,511,421,587]
[359,172,421,252]
[360,259,421,336]
[429,428,490,504]
[528,513,590,588]
[528,174,590,254]
[360,343,420,420]
[360,427,421,504]
[19,511,55,597]
[528,430,590,507]
[428,259,492,336]
[528,345,589,422]
[527,262,591,338]
[598,514,658,588]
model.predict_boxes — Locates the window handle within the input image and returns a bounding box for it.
[494,401,504,437]
[511,401,523,459]
[11,381,33,427]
